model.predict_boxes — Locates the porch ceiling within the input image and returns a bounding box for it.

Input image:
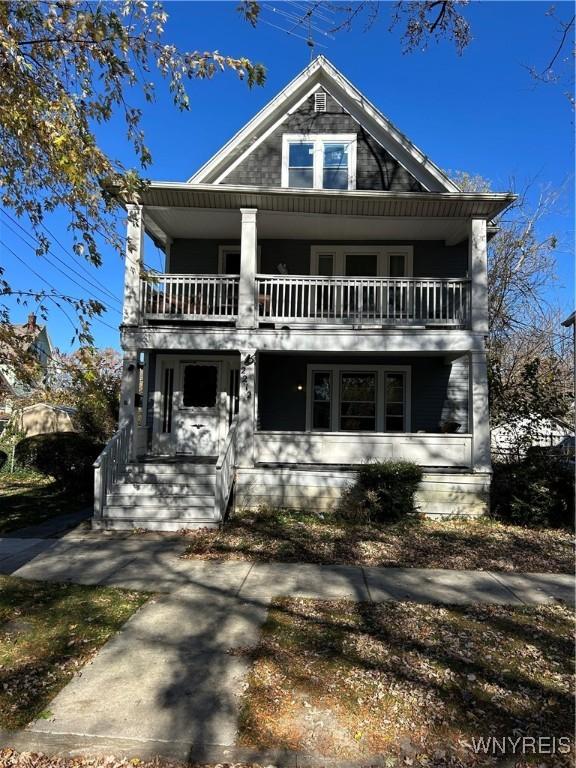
[139,182,515,246]
[145,207,477,244]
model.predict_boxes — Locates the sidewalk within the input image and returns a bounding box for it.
[1,532,573,605]
[0,530,573,762]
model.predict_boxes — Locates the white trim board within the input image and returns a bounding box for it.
[188,56,459,193]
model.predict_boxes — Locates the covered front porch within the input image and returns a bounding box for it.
[128,349,488,472]
[94,346,491,526]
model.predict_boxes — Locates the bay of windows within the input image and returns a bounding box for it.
[308,365,410,432]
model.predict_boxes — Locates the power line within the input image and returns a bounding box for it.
[38,217,124,305]
[0,208,123,308]
[0,212,122,314]
[0,209,123,310]
[0,238,118,333]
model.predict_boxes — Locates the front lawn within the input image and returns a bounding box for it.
[0,575,149,729]
[239,598,575,765]
[182,509,574,573]
[0,470,90,534]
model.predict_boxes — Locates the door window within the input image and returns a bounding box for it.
[182,365,218,408]
[317,254,334,276]
[223,251,240,274]
[345,253,378,277]
[389,253,406,277]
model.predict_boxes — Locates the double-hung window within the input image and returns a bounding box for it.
[307,364,411,433]
[282,134,356,190]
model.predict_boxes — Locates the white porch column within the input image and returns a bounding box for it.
[469,351,491,473]
[468,218,489,333]
[123,204,144,326]
[237,208,258,329]
[119,350,139,426]
[236,349,257,467]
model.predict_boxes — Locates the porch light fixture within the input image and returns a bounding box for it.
[297,384,304,391]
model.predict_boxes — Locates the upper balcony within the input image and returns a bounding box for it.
[121,183,514,336]
[140,273,470,328]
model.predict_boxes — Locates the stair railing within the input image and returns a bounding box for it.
[93,415,134,521]
[215,416,238,522]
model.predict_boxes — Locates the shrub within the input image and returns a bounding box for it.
[338,460,423,523]
[0,450,6,472]
[14,433,103,490]
[491,453,575,529]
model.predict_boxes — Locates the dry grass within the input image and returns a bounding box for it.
[182,509,574,573]
[0,576,149,729]
[238,598,575,765]
[0,754,256,768]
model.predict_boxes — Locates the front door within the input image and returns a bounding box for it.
[175,361,222,456]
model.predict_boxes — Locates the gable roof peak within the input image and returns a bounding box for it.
[188,56,460,193]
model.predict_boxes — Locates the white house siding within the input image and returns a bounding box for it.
[253,432,472,467]
[236,467,489,518]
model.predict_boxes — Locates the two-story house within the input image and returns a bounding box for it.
[93,56,515,531]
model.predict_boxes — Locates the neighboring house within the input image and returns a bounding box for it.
[93,56,516,531]
[492,416,575,460]
[7,403,77,439]
[0,314,53,431]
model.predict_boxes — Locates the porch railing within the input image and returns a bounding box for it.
[93,416,133,520]
[141,274,239,320]
[215,416,238,521]
[256,275,470,326]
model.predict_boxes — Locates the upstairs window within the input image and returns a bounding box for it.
[287,142,314,188]
[282,134,356,190]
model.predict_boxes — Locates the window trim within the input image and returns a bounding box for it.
[310,245,413,277]
[281,133,357,190]
[305,363,411,432]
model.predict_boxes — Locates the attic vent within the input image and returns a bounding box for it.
[314,91,327,112]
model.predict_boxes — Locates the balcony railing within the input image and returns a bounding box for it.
[141,274,239,321]
[256,275,470,326]
[139,274,470,327]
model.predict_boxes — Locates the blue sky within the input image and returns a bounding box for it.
[1,0,574,352]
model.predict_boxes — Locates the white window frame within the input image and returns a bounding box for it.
[310,245,413,277]
[218,244,261,275]
[305,363,411,433]
[281,133,357,190]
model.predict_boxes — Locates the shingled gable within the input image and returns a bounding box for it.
[188,55,460,193]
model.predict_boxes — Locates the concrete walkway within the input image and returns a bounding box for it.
[0,530,573,761]
[1,532,573,605]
